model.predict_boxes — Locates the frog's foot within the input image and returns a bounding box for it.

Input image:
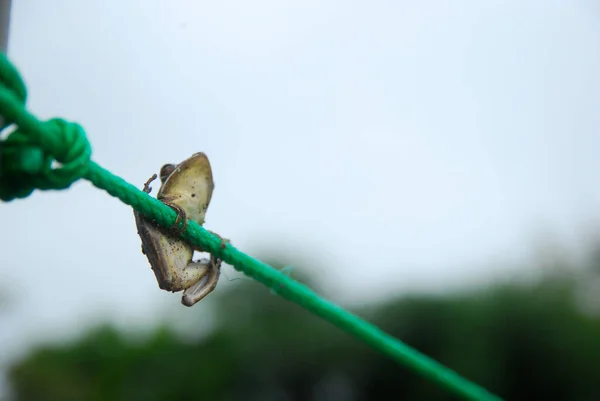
[160,197,188,236]
[181,255,222,307]
[193,230,229,253]
[208,230,229,249]
[142,173,158,194]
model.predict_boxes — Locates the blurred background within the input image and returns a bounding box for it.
[1,1,600,400]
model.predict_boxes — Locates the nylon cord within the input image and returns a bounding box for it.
[0,53,503,401]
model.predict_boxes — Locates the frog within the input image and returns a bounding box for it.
[134,152,224,307]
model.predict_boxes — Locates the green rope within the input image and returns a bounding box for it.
[0,53,503,401]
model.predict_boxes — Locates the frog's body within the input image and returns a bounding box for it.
[134,152,221,307]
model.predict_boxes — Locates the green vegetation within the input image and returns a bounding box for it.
[8,254,600,401]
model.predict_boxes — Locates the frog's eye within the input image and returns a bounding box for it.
[159,164,176,183]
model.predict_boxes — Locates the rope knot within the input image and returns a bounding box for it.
[0,55,91,201]
[0,118,92,201]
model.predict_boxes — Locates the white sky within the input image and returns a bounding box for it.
[1,0,600,396]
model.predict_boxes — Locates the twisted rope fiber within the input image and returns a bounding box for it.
[0,53,502,401]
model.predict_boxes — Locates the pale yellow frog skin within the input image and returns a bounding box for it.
[134,152,221,307]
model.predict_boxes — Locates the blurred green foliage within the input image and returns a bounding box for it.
[7,256,600,401]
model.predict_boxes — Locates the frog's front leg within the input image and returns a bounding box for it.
[181,255,222,307]
[160,199,228,250]
[143,173,158,194]
[160,195,188,236]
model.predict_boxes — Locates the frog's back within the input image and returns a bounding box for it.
[134,211,194,292]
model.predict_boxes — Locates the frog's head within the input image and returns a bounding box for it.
[158,152,215,225]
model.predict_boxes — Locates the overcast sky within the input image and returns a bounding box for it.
[1,0,600,396]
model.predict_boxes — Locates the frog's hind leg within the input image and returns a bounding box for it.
[181,256,222,307]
